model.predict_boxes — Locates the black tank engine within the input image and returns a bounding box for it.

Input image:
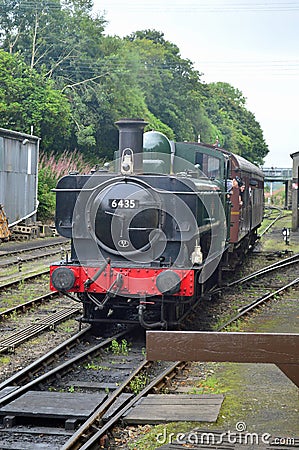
[50,118,263,330]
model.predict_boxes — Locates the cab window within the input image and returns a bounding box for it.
[195,153,221,179]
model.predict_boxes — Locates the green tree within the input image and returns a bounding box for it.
[59,32,173,159]
[203,82,268,164]
[0,0,105,71]
[0,50,71,150]
[125,30,216,143]
[0,0,64,67]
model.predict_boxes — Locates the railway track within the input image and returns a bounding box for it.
[213,249,299,330]
[0,279,85,394]
[63,360,187,450]
[0,244,68,324]
[0,268,50,291]
[0,291,60,321]
[259,205,286,237]
[0,282,79,353]
[215,251,299,291]
[0,317,185,450]
[0,245,67,269]
[0,328,133,407]
[0,237,69,259]
[0,215,297,449]
[0,238,70,291]
[217,275,299,330]
[0,305,81,354]
[0,328,90,391]
[0,327,151,449]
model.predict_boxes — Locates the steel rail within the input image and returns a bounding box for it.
[259,206,285,237]
[61,361,187,450]
[0,238,68,257]
[0,328,132,408]
[218,277,299,330]
[0,327,90,390]
[0,247,68,269]
[224,253,299,288]
[212,252,299,294]
[0,291,60,320]
[0,268,50,291]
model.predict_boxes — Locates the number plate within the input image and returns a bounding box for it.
[109,199,138,209]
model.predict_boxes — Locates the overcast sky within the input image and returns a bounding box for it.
[93,0,299,168]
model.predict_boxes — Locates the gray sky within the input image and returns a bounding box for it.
[93,0,299,168]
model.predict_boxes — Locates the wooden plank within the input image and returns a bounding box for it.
[146,331,299,364]
[147,331,299,387]
[138,394,224,406]
[0,442,58,450]
[67,381,119,390]
[123,394,224,424]
[0,391,107,420]
[124,406,221,424]
[276,363,299,388]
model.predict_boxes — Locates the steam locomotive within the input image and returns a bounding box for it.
[50,119,264,330]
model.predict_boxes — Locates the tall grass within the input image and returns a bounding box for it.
[39,149,93,182]
[38,150,93,222]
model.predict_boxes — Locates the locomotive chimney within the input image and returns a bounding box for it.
[115,118,148,174]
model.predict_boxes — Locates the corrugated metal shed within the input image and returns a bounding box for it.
[0,128,40,226]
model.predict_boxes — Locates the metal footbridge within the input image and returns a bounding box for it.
[262,167,292,182]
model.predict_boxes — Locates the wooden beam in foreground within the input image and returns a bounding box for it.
[146,331,299,388]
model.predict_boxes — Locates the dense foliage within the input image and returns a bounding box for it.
[0,0,268,165]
